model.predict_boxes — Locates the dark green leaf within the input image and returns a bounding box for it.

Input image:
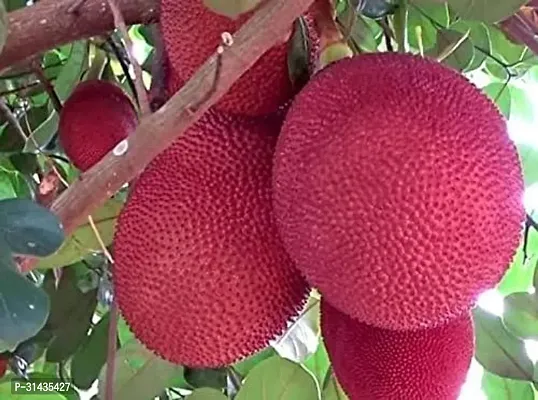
[0,268,50,353]
[450,20,490,71]
[44,268,98,362]
[482,370,535,400]
[9,154,39,176]
[97,338,183,400]
[503,292,538,340]
[427,28,474,71]
[71,312,115,390]
[184,367,226,390]
[0,198,64,257]
[447,0,527,23]
[407,6,438,51]
[235,356,319,400]
[472,307,534,381]
[287,17,311,92]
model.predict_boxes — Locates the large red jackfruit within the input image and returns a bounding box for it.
[59,80,138,171]
[113,110,309,367]
[321,300,474,400]
[159,0,318,116]
[272,53,525,330]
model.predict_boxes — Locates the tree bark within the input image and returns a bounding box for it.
[0,0,158,71]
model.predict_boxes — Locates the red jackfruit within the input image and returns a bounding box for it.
[113,110,309,367]
[321,300,474,400]
[159,0,318,116]
[273,53,525,330]
[59,80,138,171]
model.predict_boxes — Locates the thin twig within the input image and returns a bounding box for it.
[31,62,63,113]
[105,36,137,104]
[0,99,28,140]
[105,300,119,400]
[107,0,150,115]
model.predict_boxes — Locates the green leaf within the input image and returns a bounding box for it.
[303,342,330,386]
[482,371,535,400]
[97,338,183,400]
[0,268,50,353]
[447,0,527,23]
[187,388,227,400]
[516,144,538,187]
[427,28,474,71]
[472,307,534,381]
[0,198,64,257]
[0,0,8,55]
[24,41,88,153]
[450,21,490,71]
[0,171,16,200]
[202,0,262,18]
[184,367,226,390]
[502,292,538,340]
[43,268,98,362]
[322,372,349,400]
[71,312,114,390]
[233,347,276,377]
[482,82,511,119]
[510,87,535,123]
[407,6,438,51]
[272,298,320,362]
[235,356,320,400]
[37,198,123,269]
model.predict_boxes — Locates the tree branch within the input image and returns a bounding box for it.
[0,0,158,72]
[19,0,316,273]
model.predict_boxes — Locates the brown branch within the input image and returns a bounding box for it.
[19,0,316,273]
[32,63,63,113]
[0,0,158,72]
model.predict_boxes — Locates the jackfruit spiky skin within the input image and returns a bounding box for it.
[321,300,474,400]
[0,357,7,378]
[113,110,309,368]
[159,0,318,116]
[59,80,138,171]
[272,53,525,330]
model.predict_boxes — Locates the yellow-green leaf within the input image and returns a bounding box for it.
[37,198,123,269]
[235,356,320,400]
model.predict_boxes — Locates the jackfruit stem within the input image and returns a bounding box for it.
[313,0,353,68]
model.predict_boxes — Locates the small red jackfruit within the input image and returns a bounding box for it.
[159,0,318,116]
[0,356,7,378]
[113,110,309,367]
[321,300,474,400]
[59,80,138,171]
[272,53,525,330]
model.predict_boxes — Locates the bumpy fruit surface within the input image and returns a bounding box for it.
[321,300,474,400]
[273,53,524,330]
[113,110,309,367]
[59,80,138,171]
[0,357,8,378]
[159,0,318,116]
